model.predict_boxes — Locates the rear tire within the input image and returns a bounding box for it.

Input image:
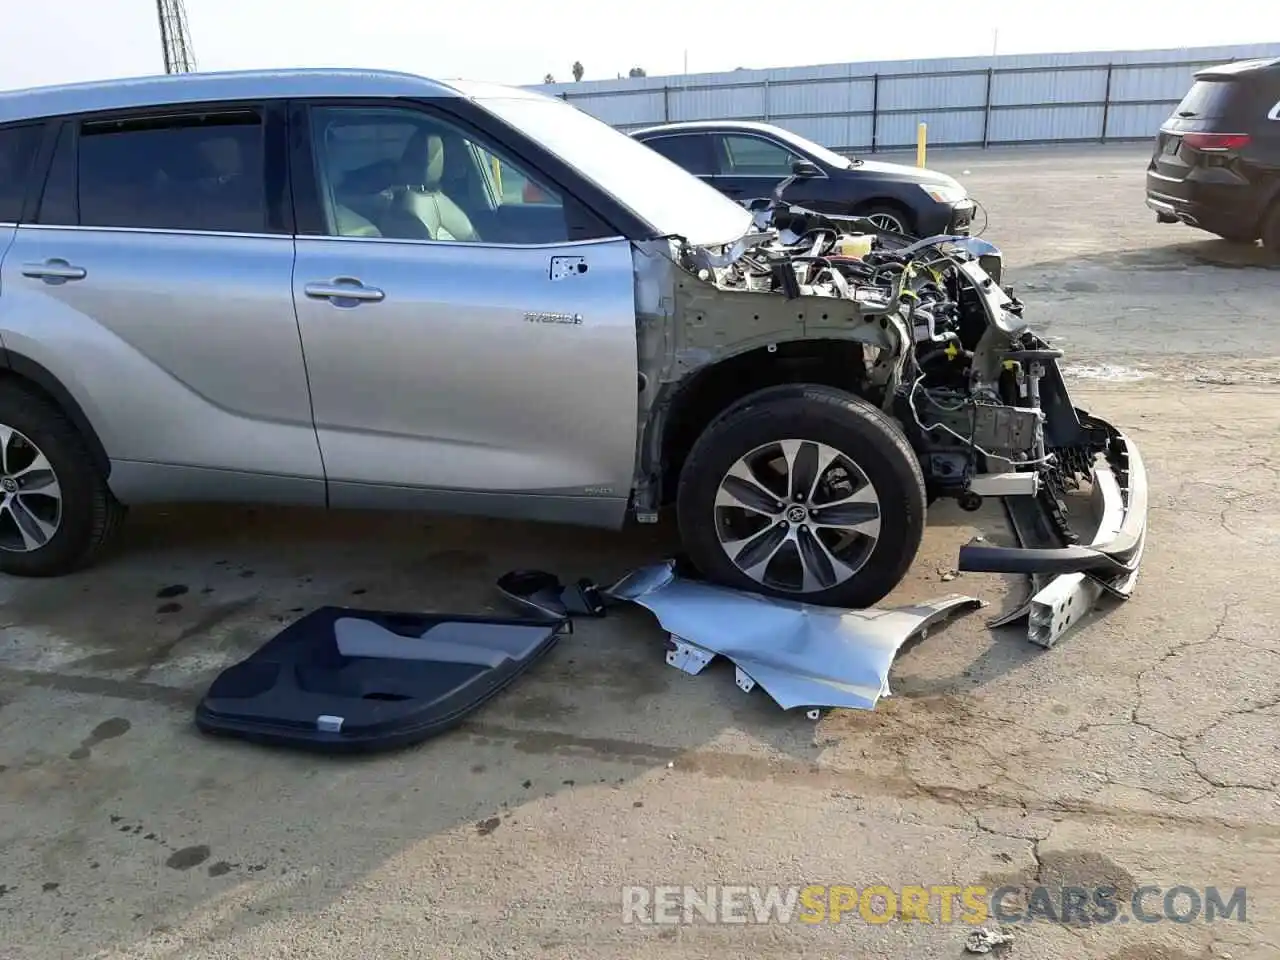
[1262,203,1280,254]
[1207,225,1258,244]
[0,381,125,577]
[675,383,926,609]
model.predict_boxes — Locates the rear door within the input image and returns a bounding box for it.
[0,123,43,295]
[637,133,718,185]
[708,132,810,207]
[0,105,324,503]
[289,99,639,527]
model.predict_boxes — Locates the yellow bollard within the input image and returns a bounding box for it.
[916,122,927,168]
[491,155,503,196]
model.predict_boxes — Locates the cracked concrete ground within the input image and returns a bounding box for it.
[2,144,1278,959]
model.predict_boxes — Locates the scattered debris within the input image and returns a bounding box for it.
[1061,362,1149,382]
[964,925,1015,953]
[496,570,605,620]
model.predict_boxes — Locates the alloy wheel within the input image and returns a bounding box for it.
[867,212,906,233]
[713,438,881,594]
[0,424,63,553]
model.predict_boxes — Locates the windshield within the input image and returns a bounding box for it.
[765,126,856,169]
[467,93,754,246]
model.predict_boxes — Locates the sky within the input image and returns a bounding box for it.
[0,0,1271,92]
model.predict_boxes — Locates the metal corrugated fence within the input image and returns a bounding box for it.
[531,44,1280,152]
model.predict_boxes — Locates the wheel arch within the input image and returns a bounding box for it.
[850,196,916,231]
[651,339,870,505]
[1260,182,1280,245]
[0,348,111,477]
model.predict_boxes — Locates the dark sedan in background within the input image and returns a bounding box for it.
[631,119,975,237]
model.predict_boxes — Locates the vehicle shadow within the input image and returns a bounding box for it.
[1016,235,1279,276]
[0,499,1040,956]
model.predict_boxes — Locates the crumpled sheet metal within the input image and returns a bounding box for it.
[606,562,982,712]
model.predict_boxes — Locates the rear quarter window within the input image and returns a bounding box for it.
[1174,79,1247,121]
[1172,77,1269,124]
[0,124,42,223]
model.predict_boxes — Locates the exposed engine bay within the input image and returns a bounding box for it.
[631,199,1148,647]
[675,209,1069,508]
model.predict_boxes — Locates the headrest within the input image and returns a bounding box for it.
[400,129,445,189]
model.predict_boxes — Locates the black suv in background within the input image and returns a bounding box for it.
[631,120,975,237]
[1146,57,1280,249]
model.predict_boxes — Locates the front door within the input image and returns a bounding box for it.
[290,102,639,527]
[709,132,812,209]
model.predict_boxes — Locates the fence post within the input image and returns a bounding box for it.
[870,73,880,153]
[662,84,670,122]
[1100,63,1114,142]
[982,67,994,147]
[763,78,771,122]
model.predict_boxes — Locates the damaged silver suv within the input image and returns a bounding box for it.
[0,69,1146,618]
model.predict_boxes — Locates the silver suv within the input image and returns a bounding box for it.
[0,69,1145,611]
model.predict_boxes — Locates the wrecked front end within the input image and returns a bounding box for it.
[633,207,1148,645]
[930,252,1149,647]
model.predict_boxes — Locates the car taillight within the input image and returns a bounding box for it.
[1181,132,1251,152]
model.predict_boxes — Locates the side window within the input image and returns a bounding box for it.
[75,110,266,233]
[470,146,561,207]
[720,135,800,177]
[308,105,573,245]
[0,124,41,223]
[642,135,716,176]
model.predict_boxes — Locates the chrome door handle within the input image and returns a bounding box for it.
[22,259,86,281]
[304,279,385,303]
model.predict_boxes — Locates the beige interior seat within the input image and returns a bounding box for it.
[391,131,481,242]
[333,203,382,238]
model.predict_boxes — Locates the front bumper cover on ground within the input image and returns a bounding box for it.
[955,419,1148,647]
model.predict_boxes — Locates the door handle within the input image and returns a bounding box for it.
[304,279,385,303]
[22,259,87,282]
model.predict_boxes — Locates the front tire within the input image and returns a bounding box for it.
[855,203,914,236]
[675,384,926,609]
[0,381,126,577]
